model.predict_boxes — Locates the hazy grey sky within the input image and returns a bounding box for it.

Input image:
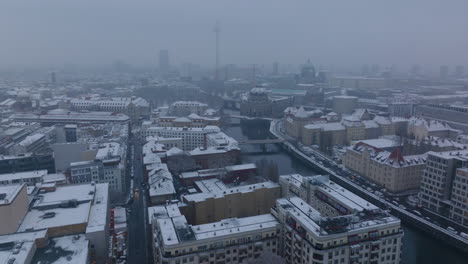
[1,0,467,69]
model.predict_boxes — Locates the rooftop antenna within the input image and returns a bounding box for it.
[214,21,221,81]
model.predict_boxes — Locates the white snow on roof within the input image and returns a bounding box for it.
[95,142,121,161]
[195,179,228,193]
[46,235,89,264]
[166,147,184,156]
[189,147,227,156]
[0,170,47,182]
[0,184,24,205]
[304,122,345,131]
[148,164,175,198]
[86,183,109,233]
[18,202,91,232]
[184,181,278,203]
[33,184,95,208]
[354,138,399,149]
[193,214,279,240]
[0,241,35,264]
[18,133,45,147]
[362,120,379,128]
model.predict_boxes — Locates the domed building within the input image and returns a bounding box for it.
[300,60,316,84]
[15,90,33,110]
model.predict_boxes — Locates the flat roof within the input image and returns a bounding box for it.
[0,170,47,182]
[33,184,95,208]
[31,234,89,264]
[193,214,279,240]
[0,184,24,205]
[18,202,91,232]
[86,183,109,233]
[185,181,279,203]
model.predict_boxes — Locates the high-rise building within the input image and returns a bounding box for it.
[451,168,468,226]
[159,49,170,73]
[272,62,279,76]
[51,71,56,86]
[410,64,421,77]
[440,65,449,80]
[64,124,77,142]
[455,65,464,79]
[419,150,468,219]
[70,142,127,195]
[277,174,403,264]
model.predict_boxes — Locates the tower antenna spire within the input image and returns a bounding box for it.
[214,21,221,81]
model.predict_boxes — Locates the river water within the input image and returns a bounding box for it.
[224,121,468,264]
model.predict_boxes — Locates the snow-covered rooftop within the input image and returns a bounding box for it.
[86,183,109,233]
[18,202,91,232]
[0,170,47,182]
[32,234,89,264]
[184,181,279,203]
[0,184,24,205]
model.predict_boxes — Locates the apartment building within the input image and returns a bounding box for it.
[302,123,346,147]
[17,183,110,263]
[343,139,426,193]
[0,170,48,186]
[148,162,176,205]
[419,150,468,221]
[155,113,220,128]
[169,101,208,116]
[0,152,55,174]
[272,196,403,264]
[70,96,150,121]
[0,184,29,235]
[450,168,468,226]
[10,109,131,126]
[278,174,403,264]
[284,107,323,140]
[150,204,281,264]
[182,179,280,225]
[143,126,220,151]
[146,136,183,150]
[407,117,461,141]
[70,142,126,196]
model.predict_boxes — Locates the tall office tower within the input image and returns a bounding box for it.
[272,61,279,76]
[440,65,449,80]
[51,71,56,86]
[419,150,468,219]
[455,65,464,79]
[214,21,221,80]
[371,64,380,76]
[159,49,170,73]
[410,64,421,77]
[64,124,77,142]
[361,64,370,76]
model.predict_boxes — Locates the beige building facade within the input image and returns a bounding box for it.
[182,181,280,225]
[343,141,426,193]
[0,184,28,235]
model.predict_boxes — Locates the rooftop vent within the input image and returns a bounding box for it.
[42,212,56,219]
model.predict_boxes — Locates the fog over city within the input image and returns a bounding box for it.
[1,0,468,69]
[1,2,468,264]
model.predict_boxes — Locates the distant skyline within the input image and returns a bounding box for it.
[1,0,468,70]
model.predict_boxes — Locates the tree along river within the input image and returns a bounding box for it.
[224,120,468,264]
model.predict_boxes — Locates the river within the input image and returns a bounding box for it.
[224,121,468,264]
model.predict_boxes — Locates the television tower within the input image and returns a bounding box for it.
[214,21,220,80]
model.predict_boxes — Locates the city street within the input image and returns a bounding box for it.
[127,138,152,264]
